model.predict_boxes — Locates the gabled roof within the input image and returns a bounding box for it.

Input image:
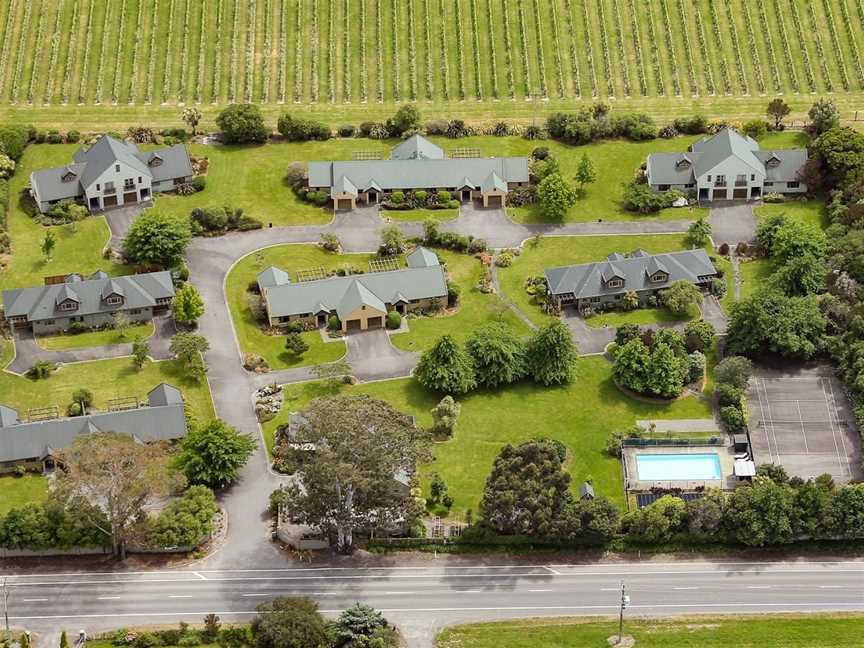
[363,179,383,192]
[264,264,448,320]
[480,171,507,192]
[101,279,125,299]
[257,266,292,290]
[646,256,668,276]
[406,246,440,269]
[753,149,808,182]
[545,249,718,300]
[3,271,175,323]
[75,136,151,189]
[0,384,187,464]
[690,128,765,178]
[331,175,359,198]
[337,280,387,319]
[390,134,445,161]
[90,270,109,280]
[308,157,528,193]
[0,405,19,427]
[599,261,624,282]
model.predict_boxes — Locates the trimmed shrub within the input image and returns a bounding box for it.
[386,311,402,329]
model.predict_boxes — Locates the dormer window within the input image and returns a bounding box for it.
[650,272,668,283]
[105,295,123,305]
[607,279,624,289]
[149,154,163,167]
[59,300,78,311]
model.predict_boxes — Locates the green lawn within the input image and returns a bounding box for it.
[584,306,695,329]
[0,355,215,425]
[755,198,829,230]
[390,251,529,353]
[0,474,49,515]
[436,614,864,648]
[0,144,132,291]
[267,356,711,513]
[37,323,155,351]
[497,234,697,328]
[738,258,775,301]
[382,208,459,223]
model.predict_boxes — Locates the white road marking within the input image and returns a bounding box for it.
[383,591,415,595]
[544,566,561,576]
[97,596,121,600]
[169,595,193,599]
[673,587,698,590]
[819,585,845,589]
[747,586,771,589]
[529,589,552,593]
[240,593,269,597]
[192,572,207,581]
[22,598,49,602]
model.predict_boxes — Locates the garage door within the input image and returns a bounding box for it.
[487,195,503,208]
[733,188,748,199]
[711,189,727,201]
[346,319,362,332]
[103,195,118,207]
[123,191,138,204]
[367,316,383,329]
[337,199,353,211]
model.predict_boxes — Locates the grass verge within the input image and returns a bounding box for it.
[36,323,155,351]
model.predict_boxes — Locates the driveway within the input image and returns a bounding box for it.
[104,203,150,250]
[562,313,616,355]
[5,314,175,375]
[345,328,418,380]
[443,203,531,249]
[709,202,758,245]
[700,295,728,334]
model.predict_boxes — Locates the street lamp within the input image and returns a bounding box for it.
[2,577,10,643]
[617,581,630,644]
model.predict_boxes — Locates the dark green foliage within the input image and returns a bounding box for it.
[148,486,219,548]
[526,320,577,386]
[285,332,309,356]
[716,382,744,407]
[385,310,401,329]
[123,211,192,268]
[808,98,840,135]
[251,597,330,648]
[720,404,745,431]
[334,603,398,648]
[684,320,716,352]
[622,181,681,213]
[615,323,641,347]
[388,104,422,136]
[726,293,826,359]
[175,420,257,489]
[216,104,269,144]
[714,355,753,390]
[0,125,29,160]
[0,500,109,550]
[724,479,796,546]
[277,114,332,141]
[546,108,657,145]
[465,323,526,388]
[769,253,826,296]
[414,335,477,395]
[27,359,54,379]
[622,495,685,544]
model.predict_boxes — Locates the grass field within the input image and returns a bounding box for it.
[36,322,154,350]
[584,306,694,329]
[1,0,863,132]
[436,614,864,647]
[266,355,712,512]
[0,474,49,515]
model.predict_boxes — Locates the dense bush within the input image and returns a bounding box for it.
[0,125,29,160]
[623,181,682,214]
[215,103,269,144]
[277,114,331,141]
[190,206,262,234]
[546,107,657,145]
[147,486,219,548]
[386,310,401,330]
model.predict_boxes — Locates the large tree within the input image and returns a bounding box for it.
[770,253,826,296]
[573,153,596,195]
[770,219,826,262]
[613,338,650,394]
[645,342,688,398]
[465,322,526,388]
[687,217,712,246]
[526,320,578,386]
[280,395,430,553]
[661,280,704,315]
[723,478,796,546]
[54,432,182,558]
[714,355,752,390]
[251,597,330,648]
[180,106,202,135]
[414,335,477,395]
[174,419,256,489]
[726,293,826,359]
[388,104,422,136]
[123,211,191,268]
[215,103,269,143]
[537,172,579,220]
[808,98,840,136]
[480,441,574,537]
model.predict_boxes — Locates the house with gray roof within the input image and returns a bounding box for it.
[307,134,529,211]
[0,384,187,474]
[646,128,807,202]
[29,135,193,213]
[545,249,718,312]
[3,270,175,334]
[260,247,447,332]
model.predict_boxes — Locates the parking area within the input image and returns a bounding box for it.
[747,365,863,483]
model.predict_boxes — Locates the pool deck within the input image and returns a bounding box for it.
[622,444,739,492]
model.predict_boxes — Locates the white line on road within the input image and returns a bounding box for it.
[673,587,698,590]
[192,572,208,581]
[544,566,561,576]
[22,599,49,602]
[747,586,771,589]
[240,594,269,597]
[97,596,121,600]
[819,585,845,589]
[383,592,416,595]
[529,589,552,593]
[169,595,194,599]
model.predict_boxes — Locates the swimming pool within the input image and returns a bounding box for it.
[635,453,722,481]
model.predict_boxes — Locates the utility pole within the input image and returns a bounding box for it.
[2,577,10,642]
[617,580,629,644]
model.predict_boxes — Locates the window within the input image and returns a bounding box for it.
[590,296,601,303]
[764,181,774,187]
[104,181,115,194]
[658,184,670,191]
[43,319,54,325]
[685,183,695,189]
[124,178,134,190]
[787,181,800,189]
[138,176,142,183]
[96,183,100,191]
[714,175,726,187]
[129,309,141,315]
[105,295,123,305]
[607,279,623,289]
[707,175,711,182]
[650,273,667,283]
[115,164,120,172]
[750,174,755,181]
[735,174,747,186]
[59,301,77,311]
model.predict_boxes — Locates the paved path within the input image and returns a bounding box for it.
[104,203,150,249]
[6,560,864,647]
[709,203,758,245]
[6,316,175,375]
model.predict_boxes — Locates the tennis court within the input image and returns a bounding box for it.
[747,366,863,483]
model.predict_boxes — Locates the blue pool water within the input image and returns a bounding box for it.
[635,453,722,481]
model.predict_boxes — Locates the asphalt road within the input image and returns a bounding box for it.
[6,560,864,646]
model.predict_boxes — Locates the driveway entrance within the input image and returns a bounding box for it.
[709,203,758,245]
